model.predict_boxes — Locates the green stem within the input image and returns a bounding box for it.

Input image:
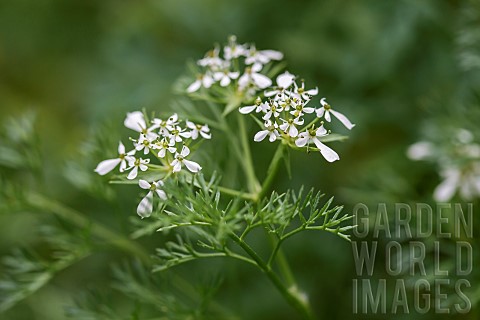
[237,113,261,193]
[230,233,314,320]
[266,232,296,287]
[256,143,285,201]
[216,185,256,201]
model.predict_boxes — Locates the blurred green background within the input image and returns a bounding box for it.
[1,0,479,319]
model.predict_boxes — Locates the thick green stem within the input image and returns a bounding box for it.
[230,233,314,320]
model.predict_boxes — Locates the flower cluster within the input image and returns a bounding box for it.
[407,128,480,201]
[239,72,355,162]
[187,35,283,98]
[94,111,211,217]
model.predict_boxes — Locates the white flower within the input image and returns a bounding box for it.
[137,179,167,218]
[171,146,202,173]
[198,47,223,68]
[151,114,178,136]
[262,101,283,121]
[154,138,177,158]
[264,71,296,97]
[290,80,318,101]
[224,36,247,60]
[433,165,480,202]
[239,97,268,114]
[135,134,156,155]
[94,142,135,175]
[289,100,315,118]
[279,117,304,138]
[126,158,150,180]
[169,126,192,144]
[316,98,355,130]
[213,70,240,87]
[187,73,215,93]
[124,111,158,140]
[186,121,211,140]
[406,141,435,160]
[245,46,283,65]
[254,120,281,142]
[238,63,272,90]
[295,125,340,162]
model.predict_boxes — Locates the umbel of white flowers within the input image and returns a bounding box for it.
[187,36,283,99]
[95,111,211,218]
[238,71,355,162]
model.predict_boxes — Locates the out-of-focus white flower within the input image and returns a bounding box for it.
[186,121,211,140]
[254,120,280,142]
[94,142,135,175]
[406,141,435,160]
[238,63,272,90]
[137,179,167,218]
[198,47,223,68]
[124,111,158,139]
[245,46,283,66]
[433,166,480,202]
[126,158,150,180]
[316,98,355,130]
[171,146,202,173]
[295,125,339,162]
[224,35,247,60]
[187,73,215,93]
[213,70,240,87]
[279,117,304,138]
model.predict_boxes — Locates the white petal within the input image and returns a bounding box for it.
[406,142,434,160]
[313,139,340,162]
[251,63,262,72]
[295,134,309,147]
[181,146,190,157]
[262,50,283,61]
[252,73,272,89]
[124,111,146,132]
[238,74,249,88]
[158,149,166,158]
[213,72,224,81]
[94,159,121,175]
[303,107,315,114]
[277,72,294,88]
[239,105,257,114]
[324,111,331,122]
[264,89,279,97]
[330,110,355,130]
[279,122,288,131]
[254,130,269,142]
[200,131,211,139]
[127,166,138,180]
[172,160,182,173]
[229,72,239,79]
[137,192,153,218]
[187,80,201,93]
[180,131,192,139]
[155,189,167,200]
[118,142,125,154]
[203,76,214,88]
[183,159,202,173]
[316,107,325,118]
[139,164,149,171]
[289,125,298,137]
[119,160,127,172]
[434,171,460,202]
[139,179,151,190]
[320,98,328,106]
[268,132,277,142]
[220,76,231,87]
[316,125,328,136]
